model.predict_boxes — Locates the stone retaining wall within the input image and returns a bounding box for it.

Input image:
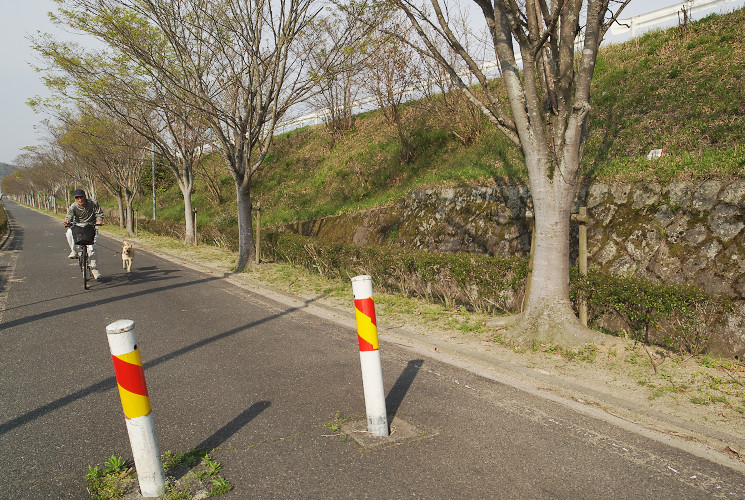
[276,180,745,356]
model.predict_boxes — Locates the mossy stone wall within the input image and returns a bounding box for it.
[274,180,745,356]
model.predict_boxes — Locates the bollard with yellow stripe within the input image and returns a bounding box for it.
[351,276,389,437]
[106,320,165,497]
[110,340,151,419]
[354,295,379,351]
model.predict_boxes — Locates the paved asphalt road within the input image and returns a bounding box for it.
[1,201,744,499]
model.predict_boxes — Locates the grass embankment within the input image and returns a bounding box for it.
[130,7,745,228]
[585,8,745,180]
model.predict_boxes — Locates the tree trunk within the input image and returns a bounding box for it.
[235,182,255,272]
[116,196,125,229]
[175,167,196,246]
[182,188,195,246]
[125,193,135,236]
[511,155,602,346]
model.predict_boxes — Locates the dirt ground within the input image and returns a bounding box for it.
[103,228,745,465]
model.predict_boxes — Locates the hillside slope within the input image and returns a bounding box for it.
[584,7,745,176]
[137,7,744,228]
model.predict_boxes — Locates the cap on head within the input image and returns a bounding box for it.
[73,189,86,198]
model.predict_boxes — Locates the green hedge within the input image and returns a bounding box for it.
[266,232,728,354]
[140,218,723,353]
[262,231,527,313]
[138,219,240,251]
[572,269,728,354]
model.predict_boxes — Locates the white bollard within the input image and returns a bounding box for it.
[351,275,389,437]
[106,320,166,498]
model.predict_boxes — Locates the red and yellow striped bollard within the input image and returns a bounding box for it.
[351,275,389,437]
[106,320,165,498]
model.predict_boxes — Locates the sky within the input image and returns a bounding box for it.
[1,0,743,165]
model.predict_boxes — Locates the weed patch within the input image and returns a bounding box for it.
[323,412,351,443]
[85,450,232,499]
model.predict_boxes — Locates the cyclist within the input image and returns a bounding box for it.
[63,189,104,279]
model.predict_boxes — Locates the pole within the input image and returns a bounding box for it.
[522,211,535,312]
[570,207,589,326]
[255,202,261,265]
[578,207,588,327]
[151,149,156,220]
[193,209,198,246]
[351,275,389,437]
[105,320,165,498]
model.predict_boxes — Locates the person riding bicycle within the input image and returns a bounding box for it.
[63,189,104,279]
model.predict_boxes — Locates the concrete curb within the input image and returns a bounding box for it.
[0,226,10,251]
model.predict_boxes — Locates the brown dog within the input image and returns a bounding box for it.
[122,241,134,272]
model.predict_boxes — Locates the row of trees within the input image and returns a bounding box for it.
[5,113,148,231]
[6,0,633,347]
[12,1,441,250]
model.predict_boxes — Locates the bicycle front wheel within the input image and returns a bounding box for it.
[81,247,88,290]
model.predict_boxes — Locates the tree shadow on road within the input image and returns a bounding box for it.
[1,266,182,313]
[0,295,323,436]
[0,271,212,332]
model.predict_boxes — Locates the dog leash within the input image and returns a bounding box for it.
[86,232,128,256]
[96,241,124,256]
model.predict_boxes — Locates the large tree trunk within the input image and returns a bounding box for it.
[235,182,256,272]
[389,0,630,348]
[511,155,603,346]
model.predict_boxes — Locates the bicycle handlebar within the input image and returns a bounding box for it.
[64,221,103,227]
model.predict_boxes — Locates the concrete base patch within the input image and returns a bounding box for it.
[340,416,436,451]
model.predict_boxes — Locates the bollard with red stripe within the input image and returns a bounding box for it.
[106,320,165,498]
[351,275,389,437]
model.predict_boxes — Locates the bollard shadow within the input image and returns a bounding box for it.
[171,400,271,480]
[385,359,423,420]
[196,401,271,452]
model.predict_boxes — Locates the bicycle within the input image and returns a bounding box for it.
[70,222,97,290]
